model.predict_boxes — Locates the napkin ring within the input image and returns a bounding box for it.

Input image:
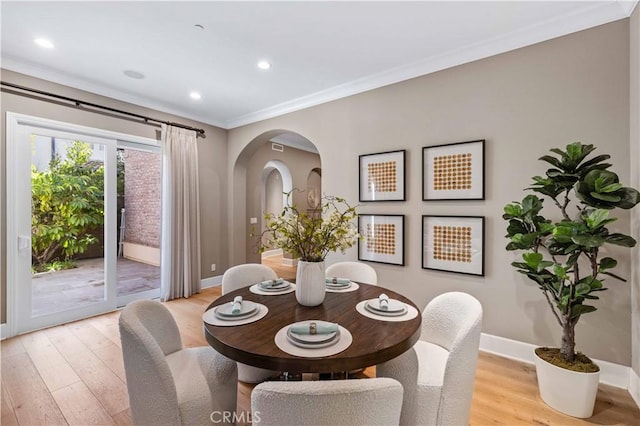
[332,277,338,284]
[309,322,317,335]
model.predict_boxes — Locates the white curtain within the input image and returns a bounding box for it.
[160,125,201,301]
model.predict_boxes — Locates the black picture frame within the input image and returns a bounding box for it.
[422,140,485,200]
[359,149,406,202]
[422,215,485,276]
[358,214,405,266]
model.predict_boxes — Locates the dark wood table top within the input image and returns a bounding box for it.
[203,283,422,373]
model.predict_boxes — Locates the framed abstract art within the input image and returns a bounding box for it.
[422,140,485,200]
[422,215,484,276]
[359,150,406,202]
[358,214,405,266]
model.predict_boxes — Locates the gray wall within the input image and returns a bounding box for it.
[1,70,228,323]
[630,5,639,379]
[245,142,321,263]
[228,21,633,365]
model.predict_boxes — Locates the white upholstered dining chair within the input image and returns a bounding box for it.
[377,291,483,426]
[119,300,237,426]
[326,261,378,285]
[251,377,404,426]
[221,263,280,383]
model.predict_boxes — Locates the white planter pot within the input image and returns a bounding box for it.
[534,349,599,418]
[295,260,325,306]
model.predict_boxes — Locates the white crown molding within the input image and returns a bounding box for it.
[226,1,630,129]
[1,57,227,129]
[618,0,639,16]
[480,333,631,390]
[3,1,634,131]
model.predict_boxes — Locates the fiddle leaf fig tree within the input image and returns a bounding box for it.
[503,142,640,365]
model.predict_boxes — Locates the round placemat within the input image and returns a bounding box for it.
[250,282,296,296]
[355,300,419,322]
[274,322,352,357]
[325,282,360,293]
[203,303,268,327]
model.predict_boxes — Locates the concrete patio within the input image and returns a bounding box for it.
[31,257,160,317]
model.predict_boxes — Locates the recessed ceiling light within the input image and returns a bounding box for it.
[123,70,145,79]
[257,61,271,70]
[190,91,202,100]
[34,38,54,49]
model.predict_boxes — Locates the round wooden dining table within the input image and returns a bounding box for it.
[203,282,422,373]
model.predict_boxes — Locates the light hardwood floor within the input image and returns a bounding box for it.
[2,274,638,425]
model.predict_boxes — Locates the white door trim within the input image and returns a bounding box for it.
[4,112,158,338]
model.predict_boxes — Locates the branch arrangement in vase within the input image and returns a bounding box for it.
[257,190,360,262]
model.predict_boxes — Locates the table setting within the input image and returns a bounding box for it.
[356,293,419,322]
[274,319,353,357]
[324,276,360,293]
[202,295,269,326]
[250,278,297,295]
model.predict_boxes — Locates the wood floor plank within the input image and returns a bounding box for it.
[44,325,129,416]
[66,320,114,352]
[164,301,210,347]
[19,330,81,392]
[51,381,115,426]
[111,409,132,426]
[88,312,122,348]
[1,353,68,425]
[1,380,19,426]
[92,344,126,382]
[0,336,26,357]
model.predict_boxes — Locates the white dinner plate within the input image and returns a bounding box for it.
[287,328,339,345]
[365,298,406,313]
[365,301,407,317]
[214,300,258,318]
[286,330,340,349]
[326,281,352,289]
[258,282,291,292]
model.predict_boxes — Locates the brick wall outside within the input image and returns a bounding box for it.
[123,150,161,248]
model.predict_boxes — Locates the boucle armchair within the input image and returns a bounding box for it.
[326,261,378,285]
[221,263,280,383]
[377,291,483,426]
[119,300,237,425]
[251,377,404,426]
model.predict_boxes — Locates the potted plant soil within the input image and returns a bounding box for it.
[503,142,640,418]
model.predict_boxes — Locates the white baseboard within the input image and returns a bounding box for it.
[261,248,283,258]
[630,368,640,409]
[0,323,8,340]
[480,332,630,390]
[201,275,222,289]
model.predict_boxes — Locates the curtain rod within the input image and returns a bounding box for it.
[1,81,206,137]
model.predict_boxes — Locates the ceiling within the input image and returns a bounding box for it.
[1,1,637,130]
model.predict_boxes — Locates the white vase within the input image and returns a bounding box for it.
[295,260,326,306]
[534,349,600,418]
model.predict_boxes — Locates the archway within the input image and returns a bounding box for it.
[230,130,321,267]
[261,159,293,215]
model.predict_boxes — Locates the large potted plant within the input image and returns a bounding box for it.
[258,191,360,306]
[503,142,640,418]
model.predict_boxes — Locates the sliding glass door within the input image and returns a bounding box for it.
[12,126,117,333]
[7,114,161,335]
